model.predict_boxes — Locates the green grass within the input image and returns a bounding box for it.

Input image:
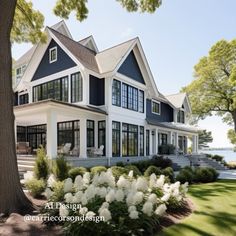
[160,180,236,236]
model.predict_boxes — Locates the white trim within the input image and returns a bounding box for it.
[49,46,57,63]
[151,99,161,115]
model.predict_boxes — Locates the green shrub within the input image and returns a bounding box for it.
[25,178,46,198]
[110,166,128,179]
[205,167,219,181]
[50,181,65,202]
[158,144,175,155]
[34,146,49,180]
[68,167,87,181]
[144,165,162,177]
[151,155,173,169]
[194,167,214,183]
[132,160,152,173]
[90,166,107,176]
[176,168,194,184]
[52,156,70,181]
[124,165,142,177]
[116,161,125,167]
[161,167,175,182]
[211,155,224,163]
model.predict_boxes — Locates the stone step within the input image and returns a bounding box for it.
[18,164,34,171]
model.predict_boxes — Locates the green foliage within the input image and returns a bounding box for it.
[158,144,175,155]
[68,167,87,181]
[144,165,162,177]
[50,181,65,202]
[210,154,224,163]
[25,178,46,198]
[110,166,128,179]
[90,166,107,176]
[198,129,213,149]
[133,160,152,173]
[227,129,236,147]
[176,167,195,184]
[116,161,125,167]
[151,155,173,169]
[34,146,49,180]
[52,156,70,181]
[183,39,236,131]
[124,165,141,176]
[162,167,175,183]
[194,167,218,183]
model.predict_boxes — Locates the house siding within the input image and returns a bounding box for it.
[89,75,105,106]
[146,99,173,122]
[118,51,145,84]
[32,39,76,81]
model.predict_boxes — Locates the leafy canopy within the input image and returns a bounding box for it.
[12,0,162,44]
[198,129,213,149]
[183,39,236,124]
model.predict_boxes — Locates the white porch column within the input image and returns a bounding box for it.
[46,110,57,159]
[79,118,87,158]
[14,120,17,143]
[196,134,199,153]
[155,128,159,154]
[192,135,197,154]
[106,116,112,158]
[169,131,173,144]
[175,132,179,153]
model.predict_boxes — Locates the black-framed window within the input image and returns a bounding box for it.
[146,130,150,156]
[87,120,94,148]
[139,126,144,156]
[152,100,160,114]
[139,90,144,113]
[122,123,138,156]
[17,126,27,142]
[71,72,83,103]
[58,120,80,150]
[19,94,29,105]
[159,133,168,145]
[177,110,185,123]
[27,124,46,150]
[122,83,138,111]
[112,121,120,157]
[98,121,106,156]
[49,47,57,63]
[112,79,121,106]
[33,76,68,102]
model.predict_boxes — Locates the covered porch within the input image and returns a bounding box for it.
[14,99,107,159]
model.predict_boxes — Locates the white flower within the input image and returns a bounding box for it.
[155,204,167,216]
[133,192,143,205]
[136,177,148,192]
[23,171,34,182]
[181,182,189,194]
[156,175,165,188]
[97,187,107,198]
[81,194,88,205]
[44,188,53,199]
[47,174,56,188]
[126,192,135,206]
[148,193,157,204]
[163,183,171,193]
[176,195,182,201]
[105,189,116,203]
[86,211,96,219]
[115,189,124,202]
[117,176,130,189]
[74,191,83,203]
[98,202,110,214]
[83,172,90,185]
[64,192,73,203]
[149,173,157,188]
[161,193,170,202]
[79,207,88,215]
[128,170,134,178]
[84,184,96,200]
[64,178,73,193]
[99,208,112,222]
[142,201,153,216]
[129,210,139,219]
[59,205,69,217]
[173,189,180,197]
[74,175,84,191]
[128,206,137,212]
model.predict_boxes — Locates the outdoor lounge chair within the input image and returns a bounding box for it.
[93,145,104,156]
[16,142,31,155]
[58,143,72,155]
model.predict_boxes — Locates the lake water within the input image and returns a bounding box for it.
[200,150,236,163]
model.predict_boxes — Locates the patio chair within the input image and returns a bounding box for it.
[93,145,104,156]
[16,142,31,155]
[58,143,71,155]
[70,146,80,156]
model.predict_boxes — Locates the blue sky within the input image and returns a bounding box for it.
[12,0,236,148]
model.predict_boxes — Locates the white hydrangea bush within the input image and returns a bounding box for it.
[43,169,188,235]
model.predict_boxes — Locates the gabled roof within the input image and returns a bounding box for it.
[78,35,99,53]
[96,38,137,74]
[49,28,100,73]
[166,93,187,108]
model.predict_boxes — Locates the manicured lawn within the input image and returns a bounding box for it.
[160,180,236,236]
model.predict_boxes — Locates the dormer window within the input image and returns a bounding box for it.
[49,47,57,63]
[177,110,185,123]
[152,100,160,115]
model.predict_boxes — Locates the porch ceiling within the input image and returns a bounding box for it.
[14,99,107,126]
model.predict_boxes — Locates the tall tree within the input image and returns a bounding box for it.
[183,40,236,132]
[0,0,162,215]
[227,129,236,147]
[198,129,213,149]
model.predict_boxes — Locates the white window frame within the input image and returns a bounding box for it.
[151,99,161,115]
[49,46,57,63]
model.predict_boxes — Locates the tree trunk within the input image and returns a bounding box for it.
[0,0,34,215]
[232,110,236,133]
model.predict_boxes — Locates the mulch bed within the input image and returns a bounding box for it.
[0,196,194,236]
